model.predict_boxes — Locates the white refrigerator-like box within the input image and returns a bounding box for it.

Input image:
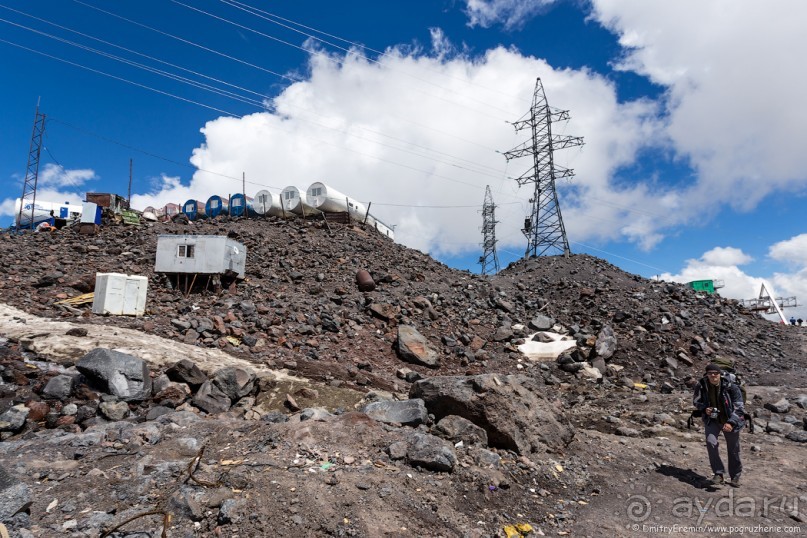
[92,273,148,316]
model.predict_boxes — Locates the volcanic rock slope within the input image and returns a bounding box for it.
[0,217,805,537]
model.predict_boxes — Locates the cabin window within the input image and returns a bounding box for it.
[311,187,322,196]
[232,198,242,207]
[211,200,219,208]
[185,203,193,211]
[258,194,268,204]
[177,244,195,258]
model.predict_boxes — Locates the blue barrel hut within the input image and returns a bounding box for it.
[205,195,229,218]
[182,199,206,221]
[229,193,254,217]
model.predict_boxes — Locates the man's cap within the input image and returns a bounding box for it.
[705,363,722,373]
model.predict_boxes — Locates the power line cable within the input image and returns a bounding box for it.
[218,0,528,116]
[0,3,275,103]
[170,0,511,122]
[70,0,296,82]
[0,10,505,177]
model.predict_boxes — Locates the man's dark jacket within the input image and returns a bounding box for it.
[692,377,746,430]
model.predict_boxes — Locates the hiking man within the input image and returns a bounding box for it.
[692,363,745,487]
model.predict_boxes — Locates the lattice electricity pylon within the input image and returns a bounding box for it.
[16,104,46,229]
[503,77,583,258]
[478,185,500,275]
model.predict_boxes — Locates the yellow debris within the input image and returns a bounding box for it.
[555,464,564,472]
[516,522,534,534]
[503,525,521,538]
[54,293,94,306]
[225,336,241,346]
[633,382,648,390]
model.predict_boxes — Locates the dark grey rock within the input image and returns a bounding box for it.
[146,406,174,421]
[76,348,152,401]
[0,405,28,433]
[406,432,457,472]
[764,398,791,414]
[0,465,32,522]
[212,367,256,402]
[785,430,807,443]
[192,380,232,414]
[166,359,208,389]
[42,375,74,400]
[528,315,554,331]
[410,374,573,454]
[435,415,488,446]
[595,325,617,360]
[363,399,428,426]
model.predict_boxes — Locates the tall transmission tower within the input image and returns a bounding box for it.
[479,185,500,275]
[16,102,46,230]
[503,78,583,258]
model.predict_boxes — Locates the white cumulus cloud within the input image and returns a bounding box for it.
[464,0,558,29]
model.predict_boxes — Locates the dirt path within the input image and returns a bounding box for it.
[568,386,807,537]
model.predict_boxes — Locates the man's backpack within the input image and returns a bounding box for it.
[713,357,748,404]
[687,358,754,433]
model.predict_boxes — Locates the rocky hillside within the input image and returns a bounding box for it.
[0,216,805,537]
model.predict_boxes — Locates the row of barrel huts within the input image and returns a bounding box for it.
[144,182,394,240]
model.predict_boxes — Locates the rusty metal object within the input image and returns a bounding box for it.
[356,270,375,292]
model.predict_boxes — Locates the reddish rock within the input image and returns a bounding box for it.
[25,401,50,422]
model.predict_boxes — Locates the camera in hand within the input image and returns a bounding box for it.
[709,409,718,419]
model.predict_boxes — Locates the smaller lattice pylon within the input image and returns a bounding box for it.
[17,103,46,229]
[479,185,500,275]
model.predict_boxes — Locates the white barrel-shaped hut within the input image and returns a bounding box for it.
[306,182,367,221]
[14,198,83,227]
[253,190,284,216]
[281,186,317,216]
[372,216,395,240]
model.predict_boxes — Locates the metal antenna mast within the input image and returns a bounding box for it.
[17,101,46,229]
[479,185,501,275]
[503,78,583,257]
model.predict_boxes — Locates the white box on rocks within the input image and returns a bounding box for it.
[92,273,148,316]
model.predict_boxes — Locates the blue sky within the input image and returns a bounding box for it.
[1,0,806,321]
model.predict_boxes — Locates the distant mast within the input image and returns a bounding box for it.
[17,100,46,229]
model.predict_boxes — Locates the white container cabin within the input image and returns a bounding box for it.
[154,235,246,278]
[92,273,148,316]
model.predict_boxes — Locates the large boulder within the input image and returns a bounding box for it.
[410,374,573,454]
[396,326,440,368]
[76,348,152,401]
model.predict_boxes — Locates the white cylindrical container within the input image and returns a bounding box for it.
[14,198,83,227]
[281,186,317,216]
[306,182,367,220]
[253,190,284,216]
